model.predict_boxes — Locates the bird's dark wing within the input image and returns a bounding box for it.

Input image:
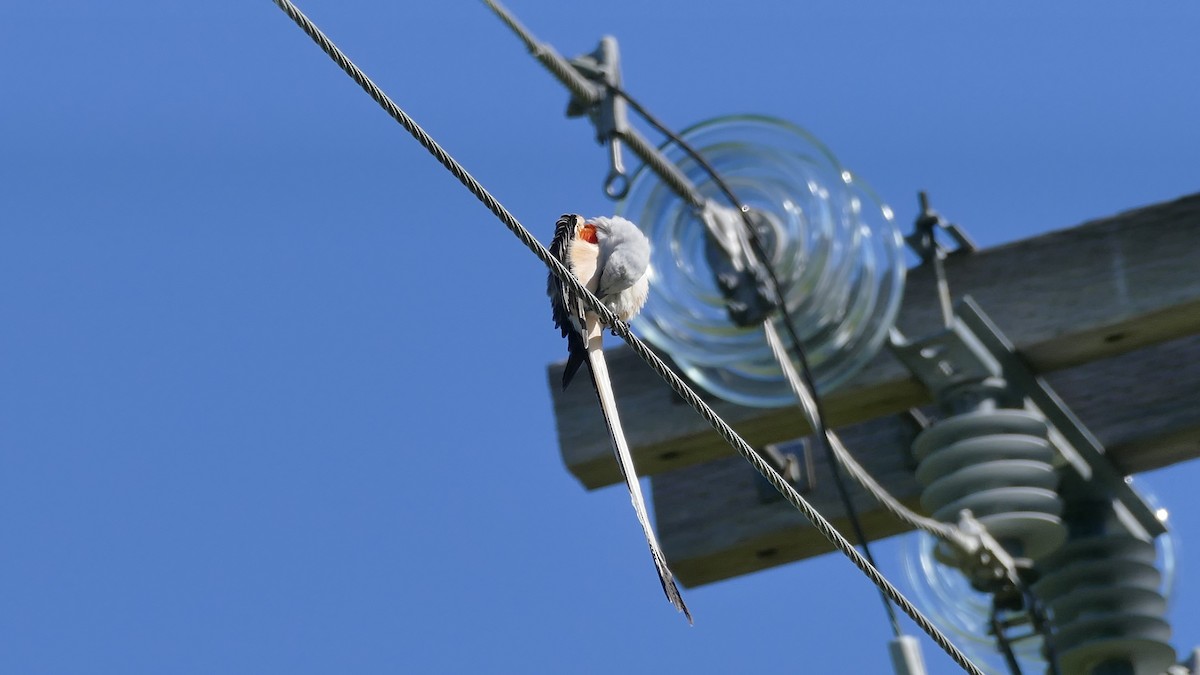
[548,214,588,389]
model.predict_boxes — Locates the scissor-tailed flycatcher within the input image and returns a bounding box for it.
[548,213,692,623]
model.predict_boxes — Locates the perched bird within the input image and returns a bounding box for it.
[548,213,692,623]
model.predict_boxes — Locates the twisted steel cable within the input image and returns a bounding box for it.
[481,0,601,109]
[268,3,985,673]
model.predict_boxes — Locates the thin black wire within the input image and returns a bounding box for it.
[608,81,903,638]
[990,608,1025,675]
[990,590,1064,675]
[267,4,985,673]
[1023,588,1062,675]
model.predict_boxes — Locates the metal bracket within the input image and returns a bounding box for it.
[753,437,814,503]
[953,509,1021,592]
[887,318,1014,414]
[906,191,977,263]
[701,203,777,326]
[566,37,631,199]
[904,192,978,328]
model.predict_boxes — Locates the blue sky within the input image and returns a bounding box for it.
[4,1,1199,673]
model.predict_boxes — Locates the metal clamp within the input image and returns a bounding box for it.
[700,203,777,326]
[566,37,631,199]
[753,437,815,503]
[953,509,1021,592]
[906,191,977,263]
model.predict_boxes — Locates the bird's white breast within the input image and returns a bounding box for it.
[570,239,602,292]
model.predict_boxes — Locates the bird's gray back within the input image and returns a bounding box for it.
[593,216,650,299]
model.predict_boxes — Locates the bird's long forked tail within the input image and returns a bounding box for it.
[584,324,693,624]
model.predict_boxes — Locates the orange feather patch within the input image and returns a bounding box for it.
[579,223,598,244]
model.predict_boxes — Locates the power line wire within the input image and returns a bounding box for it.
[1024,587,1063,675]
[481,0,599,108]
[991,608,1025,675]
[267,3,985,673]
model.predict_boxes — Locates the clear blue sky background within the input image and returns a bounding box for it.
[4,2,1199,673]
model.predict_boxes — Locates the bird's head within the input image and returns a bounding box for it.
[585,215,645,249]
[590,215,648,253]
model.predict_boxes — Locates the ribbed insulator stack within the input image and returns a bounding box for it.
[912,409,1067,565]
[1032,535,1174,675]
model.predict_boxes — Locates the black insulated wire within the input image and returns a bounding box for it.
[991,608,1025,675]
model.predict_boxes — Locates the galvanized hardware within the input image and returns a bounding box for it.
[700,203,777,326]
[565,37,631,199]
[906,191,977,263]
[894,295,1173,672]
[905,192,978,327]
[753,437,814,503]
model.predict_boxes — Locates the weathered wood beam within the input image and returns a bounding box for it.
[547,194,1200,489]
[654,332,1200,586]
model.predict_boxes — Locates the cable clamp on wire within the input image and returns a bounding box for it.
[752,438,814,503]
[948,509,1021,593]
[699,202,777,325]
[564,37,632,199]
[906,191,977,264]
